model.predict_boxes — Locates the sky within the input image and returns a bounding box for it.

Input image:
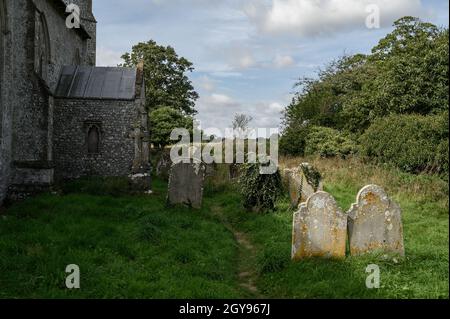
[93,0,449,135]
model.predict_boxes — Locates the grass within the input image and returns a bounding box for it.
[0,158,448,299]
[0,179,242,299]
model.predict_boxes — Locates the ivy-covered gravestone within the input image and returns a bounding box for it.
[285,163,323,208]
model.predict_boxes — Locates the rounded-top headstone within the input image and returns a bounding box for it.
[292,191,347,260]
[348,185,405,257]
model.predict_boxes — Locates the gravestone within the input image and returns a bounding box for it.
[167,161,206,209]
[156,152,172,180]
[348,185,405,257]
[292,192,347,260]
[286,163,323,208]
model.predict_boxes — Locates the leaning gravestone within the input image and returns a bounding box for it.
[348,185,405,257]
[286,163,323,208]
[292,192,347,260]
[155,152,172,180]
[167,161,206,209]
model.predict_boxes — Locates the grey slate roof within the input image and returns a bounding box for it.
[55,66,138,100]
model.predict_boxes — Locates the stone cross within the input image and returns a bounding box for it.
[128,126,145,172]
[292,191,347,260]
[348,185,405,257]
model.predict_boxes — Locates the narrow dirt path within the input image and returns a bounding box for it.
[211,207,264,298]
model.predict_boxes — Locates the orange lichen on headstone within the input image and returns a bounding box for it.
[292,192,347,260]
[348,185,405,257]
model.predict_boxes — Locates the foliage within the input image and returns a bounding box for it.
[279,124,310,156]
[121,40,199,115]
[300,163,322,192]
[304,126,358,159]
[359,113,449,175]
[280,16,449,175]
[238,162,283,213]
[150,106,194,148]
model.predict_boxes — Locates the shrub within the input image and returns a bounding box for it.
[238,161,283,213]
[279,125,310,156]
[359,113,449,174]
[304,126,358,158]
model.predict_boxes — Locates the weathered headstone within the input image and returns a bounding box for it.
[167,161,206,209]
[286,163,323,208]
[155,152,172,180]
[292,192,347,260]
[348,185,405,257]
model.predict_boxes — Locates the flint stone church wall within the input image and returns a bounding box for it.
[1,0,97,204]
[53,99,141,179]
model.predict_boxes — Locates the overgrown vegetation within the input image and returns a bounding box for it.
[0,157,448,298]
[360,113,449,176]
[238,162,283,213]
[280,17,449,175]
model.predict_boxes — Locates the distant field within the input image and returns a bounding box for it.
[0,158,448,299]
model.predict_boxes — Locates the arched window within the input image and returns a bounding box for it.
[34,11,50,81]
[87,125,100,154]
[0,0,7,140]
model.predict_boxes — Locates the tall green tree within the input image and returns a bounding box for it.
[121,40,199,115]
[150,107,193,149]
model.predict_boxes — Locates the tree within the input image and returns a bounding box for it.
[150,107,193,149]
[280,16,449,168]
[232,113,253,137]
[121,40,199,115]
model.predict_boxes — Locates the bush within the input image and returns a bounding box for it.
[304,126,358,158]
[238,161,283,213]
[359,113,449,174]
[279,125,310,156]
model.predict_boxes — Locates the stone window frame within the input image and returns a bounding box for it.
[84,121,103,156]
[33,9,51,82]
[0,0,8,141]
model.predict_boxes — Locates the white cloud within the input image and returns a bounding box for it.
[96,46,123,67]
[196,75,216,92]
[273,54,295,68]
[209,93,237,106]
[245,0,423,36]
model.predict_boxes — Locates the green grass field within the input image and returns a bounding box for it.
[0,158,448,299]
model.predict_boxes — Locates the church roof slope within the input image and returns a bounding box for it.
[55,66,139,100]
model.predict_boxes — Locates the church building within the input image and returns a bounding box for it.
[0,0,151,205]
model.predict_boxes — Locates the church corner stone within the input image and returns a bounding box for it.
[292,191,347,260]
[348,185,405,257]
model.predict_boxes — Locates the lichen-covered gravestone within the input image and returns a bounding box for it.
[167,161,206,209]
[286,163,323,208]
[292,192,347,260]
[348,185,405,257]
